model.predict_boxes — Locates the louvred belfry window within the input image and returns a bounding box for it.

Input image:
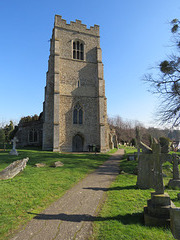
[73,41,84,60]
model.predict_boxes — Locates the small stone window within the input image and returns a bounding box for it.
[29,129,38,143]
[73,40,84,60]
[73,103,83,124]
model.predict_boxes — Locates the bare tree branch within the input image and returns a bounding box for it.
[143,19,180,127]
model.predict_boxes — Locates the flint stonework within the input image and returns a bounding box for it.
[42,15,110,152]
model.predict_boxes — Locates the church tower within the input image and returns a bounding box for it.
[43,15,109,152]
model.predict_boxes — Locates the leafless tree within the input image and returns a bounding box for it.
[144,19,180,127]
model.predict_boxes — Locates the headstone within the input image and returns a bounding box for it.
[170,207,180,239]
[137,142,172,189]
[0,157,29,180]
[9,137,19,156]
[143,143,174,227]
[136,154,156,189]
[168,154,180,189]
[140,141,152,154]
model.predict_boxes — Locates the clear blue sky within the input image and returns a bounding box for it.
[0,0,180,127]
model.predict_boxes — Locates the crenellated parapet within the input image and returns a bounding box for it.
[54,15,99,36]
[43,15,109,152]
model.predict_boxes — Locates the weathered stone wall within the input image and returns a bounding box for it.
[16,119,43,147]
[59,96,100,152]
[42,32,55,150]
[43,15,109,152]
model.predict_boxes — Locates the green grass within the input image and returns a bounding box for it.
[91,147,180,240]
[119,145,137,154]
[108,148,118,154]
[0,149,111,240]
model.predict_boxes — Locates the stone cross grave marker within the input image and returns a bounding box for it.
[168,154,180,189]
[137,141,172,190]
[144,143,175,228]
[9,137,19,156]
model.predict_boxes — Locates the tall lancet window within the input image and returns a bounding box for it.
[73,40,84,60]
[73,103,83,124]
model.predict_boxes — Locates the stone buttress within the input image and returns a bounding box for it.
[43,15,109,152]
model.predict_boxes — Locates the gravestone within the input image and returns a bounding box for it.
[137,141,172,189]
[0,157,29,180]
[170,207,180,239]
[9,137,19,156]
[168,154,180,189]
[144,143,174,227]
[140,141,152,154]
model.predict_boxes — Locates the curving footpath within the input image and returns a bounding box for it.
[11,149,124,240]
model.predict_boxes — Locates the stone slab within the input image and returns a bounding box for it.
[144,192,173,228]
[0,158,29,180]
[151,192,171,206]
[170,207,180,239]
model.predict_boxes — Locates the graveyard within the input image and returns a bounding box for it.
[0,149,110,240]
[0,1,180,239]
[92,146,180,240]
[1,146,180,239]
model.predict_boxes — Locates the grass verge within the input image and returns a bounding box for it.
[0,149,112,240]
[91,148,180,240]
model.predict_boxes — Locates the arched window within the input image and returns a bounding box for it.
[29,129,38,143]
[29,130,33,142]
[73,40,84,60]
[79,109,83,124]
[73,109,78,124]
[73,103,83,124]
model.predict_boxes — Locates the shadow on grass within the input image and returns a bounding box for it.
[28,212,143,225]
[83,185,137,191]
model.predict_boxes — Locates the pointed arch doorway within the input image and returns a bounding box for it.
[72,134,84,152]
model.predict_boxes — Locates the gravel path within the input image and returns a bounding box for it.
[11,149,124,240]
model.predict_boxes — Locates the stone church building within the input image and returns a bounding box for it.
[16,15,117,152]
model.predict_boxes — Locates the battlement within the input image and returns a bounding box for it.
[54,15,99,36]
